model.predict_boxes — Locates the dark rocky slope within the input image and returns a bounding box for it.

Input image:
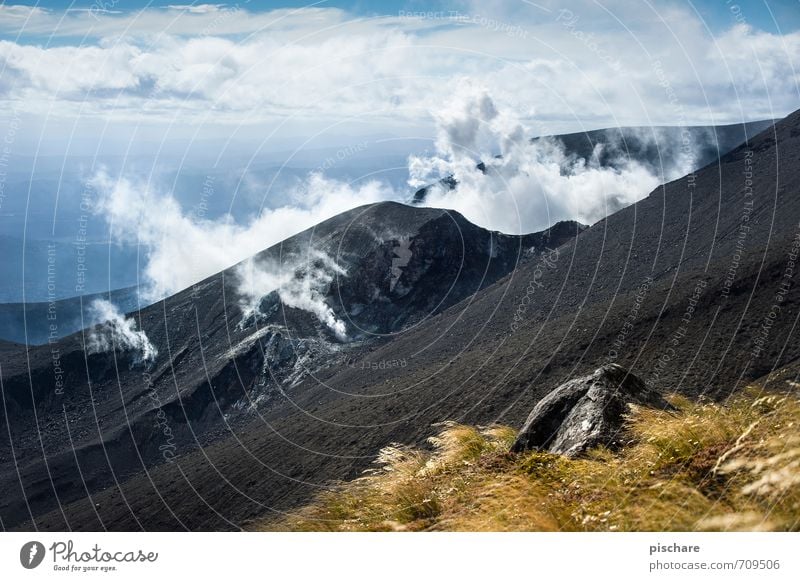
[538,120,777,177]
[0,204,583,530]
[3,108,799,531]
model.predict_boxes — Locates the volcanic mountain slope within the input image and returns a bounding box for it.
[3,108,799,532]
[239,202,584,338]
[0,203,583,530]
[412,119,775,204]
[536,119,777,176]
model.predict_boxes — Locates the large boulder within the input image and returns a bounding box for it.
[510,364,673,457]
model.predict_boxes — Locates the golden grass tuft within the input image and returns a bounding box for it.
[257,388,800,532]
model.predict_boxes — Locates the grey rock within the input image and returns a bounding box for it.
[511,364,673,457]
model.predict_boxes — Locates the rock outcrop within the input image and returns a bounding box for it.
[510,364,673,457]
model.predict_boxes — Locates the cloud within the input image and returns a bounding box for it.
[167,4,226,14]
[235,251,348,340]
[91,83,749,313]
[0,4,48,20]
[92,165,380,337]
[0,41,143,97]
[0,4,345,39]
[409,82,664,232]
[90,168,394,300]
[0,3,797,130]
[87,299,157,364]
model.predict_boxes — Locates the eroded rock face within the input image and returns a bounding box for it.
[511,364,673,457]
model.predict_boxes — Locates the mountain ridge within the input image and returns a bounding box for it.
[0,201,585,530]
[412,118,777,205]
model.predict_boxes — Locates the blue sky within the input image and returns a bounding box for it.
[706,0,800,32]
[4,0,800,34]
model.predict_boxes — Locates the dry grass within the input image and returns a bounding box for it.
[256,388,800,532]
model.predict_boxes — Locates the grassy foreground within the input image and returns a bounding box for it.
[257,388,800,531]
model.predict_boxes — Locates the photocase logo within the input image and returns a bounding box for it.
[19,541,46,569]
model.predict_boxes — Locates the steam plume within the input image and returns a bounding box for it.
[409,81,672,232]
[87,299,158,363]
[235,251,348,340]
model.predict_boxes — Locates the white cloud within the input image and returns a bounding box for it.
[90,84,687,307]
[0,4,344,38]
[410,82,666,232]
[0,4,48,20]
[88,78,774,310]
[167,4,227,14]
[91,166,386,337]
[235,251,348,340]
[0,3,796,130]
[88,299,157,364]
[90,168,394,300]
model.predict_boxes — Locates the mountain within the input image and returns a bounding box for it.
[1,108,798,531]
[536,119,777,175]
[411,119,776,204]
[233,202,584,338]
[0,203,584,530]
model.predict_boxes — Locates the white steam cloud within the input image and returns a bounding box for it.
[87,299,158,364]
[409,81,669,233]
[235,251,348,340]
[91,170,393,301]
[91,83,713,332]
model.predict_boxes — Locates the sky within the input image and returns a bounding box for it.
[1,0,799,301]
[1,0,799,151]
[3,0,800,32]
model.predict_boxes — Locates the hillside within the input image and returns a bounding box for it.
[412,119,776,204]
[260,366,799,532]
[2,107,799,532]
[0,203,582,530]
